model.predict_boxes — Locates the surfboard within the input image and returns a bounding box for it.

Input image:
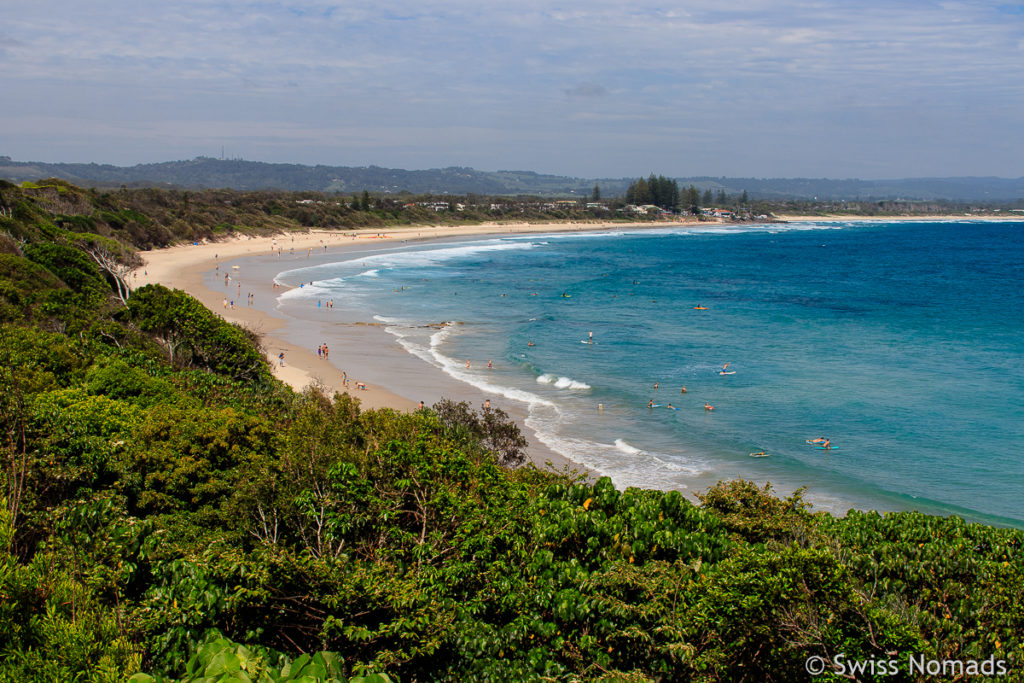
[649,404,663,408]
[749,452,771,458]
[814,446,839,450]
[719,371,736,375]
[580,340,596,345]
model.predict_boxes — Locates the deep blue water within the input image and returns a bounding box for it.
[276,221,1024,525]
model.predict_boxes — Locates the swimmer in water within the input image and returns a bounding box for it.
[681,386,687,394]
[704,402,714,411]
[667,404,676,410]
[527,340,535,347]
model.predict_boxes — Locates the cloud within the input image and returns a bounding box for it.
[3,0,1023,177]
[564,83,608,98]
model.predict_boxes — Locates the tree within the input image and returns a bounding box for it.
[591,184,601,202]
[687,185,700,215]
[83,241,138,306]
[702,189,713,206]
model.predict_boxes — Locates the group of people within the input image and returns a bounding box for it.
[647,381,711,412]
[317,343,330,360]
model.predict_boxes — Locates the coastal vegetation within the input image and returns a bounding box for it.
[1,178,1022,681]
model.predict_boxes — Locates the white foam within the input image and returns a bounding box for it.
[614,439,642,455]
[379,319,557,412]
[536,374,591,390]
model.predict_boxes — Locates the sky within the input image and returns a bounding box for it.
[3,1,1024,179]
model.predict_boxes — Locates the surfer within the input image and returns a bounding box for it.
[648,400,654,409]
[588,331,593,344]
[821,439,832,450]
[666,404,676,410]
[808,437,827,444]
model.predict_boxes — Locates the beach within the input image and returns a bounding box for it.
[136,219,697,474]
[137,215,1024,522]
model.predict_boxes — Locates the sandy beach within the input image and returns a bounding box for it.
[136,219,693,473]
[136,213,1016,478]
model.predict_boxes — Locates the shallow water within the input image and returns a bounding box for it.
[275,221,1024,525]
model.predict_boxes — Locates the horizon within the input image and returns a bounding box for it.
[4,2,1024,180]
[7,155,1024,185]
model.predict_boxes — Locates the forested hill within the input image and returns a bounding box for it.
[3,155,1024,201]
[1,179,1022,681]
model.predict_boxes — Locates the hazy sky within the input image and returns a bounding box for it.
[4,1,1024,179]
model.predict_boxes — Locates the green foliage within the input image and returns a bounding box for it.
[0,493,146,681]
[129,633,393,683]
[126,284,271,383]
[697,479,815,544]
[431,398,528,467]
[85,357,176,407]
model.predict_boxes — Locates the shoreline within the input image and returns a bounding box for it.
[137,220,688,475]
[137,215,1019,498]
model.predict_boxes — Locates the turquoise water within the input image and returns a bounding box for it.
[276,221,1024,525]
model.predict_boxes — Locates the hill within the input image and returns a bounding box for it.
[3,155,1024,201]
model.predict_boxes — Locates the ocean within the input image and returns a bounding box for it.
[274,220,1024,526]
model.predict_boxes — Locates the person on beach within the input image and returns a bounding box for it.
[466,359,471,368]
[323,345,328,360]
[487,359,493,368]
[317,345,322,359]
[278,353,285,366]
[417,401,424,410]
[484,399,490,411]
